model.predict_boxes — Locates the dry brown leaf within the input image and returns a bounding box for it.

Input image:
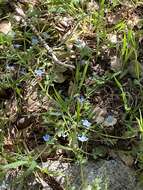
[0,21,12,34]
[118,152,134,167]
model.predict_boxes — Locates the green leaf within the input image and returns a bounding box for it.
[1,160,28,170]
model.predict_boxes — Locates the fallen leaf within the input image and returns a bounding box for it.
[93,106,107,124]
[110,56,122,71]
[0,20,11,34]
[117,152,134,167]
[53,72,67,83]
[95,115,105,124]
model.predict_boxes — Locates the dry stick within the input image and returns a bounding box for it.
[58,14,89,47]
[13,4,75,69]
[31,26,75,69]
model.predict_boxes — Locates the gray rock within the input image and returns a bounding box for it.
[0,173,42,190]
[0,159,141,190]
[41,159,141,190]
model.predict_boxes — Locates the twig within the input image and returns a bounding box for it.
[10,2,75,69]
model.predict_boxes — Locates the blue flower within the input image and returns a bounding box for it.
[31,36,39,45]
[34,69,44,77]
[76,39,86,49]
[103,115,117,127]
[6,64,15,71]
[42,32,50,39]
[82,119,91,128]
[78,134,88,142]
[13,44,22,49]
[43,134,50,142]
[20,68,27,75]
[78,95,85,103]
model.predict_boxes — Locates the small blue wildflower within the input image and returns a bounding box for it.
[6,64,15,71]
[13,44,22,49]
[34,69,44,77]
[78,134,88,142]
[103,115,117,127]
[82,119,91,128]
[78,95,85,103]
[42,32,50,39]
[76,39,86,49]
[106,115,114,123]
[79,59,86,65]
[43,134,50,142]
[31,36,39,45]
[20,68,27,75]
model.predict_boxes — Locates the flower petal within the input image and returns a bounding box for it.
[31,36,39,45]
[82,119,91,128]
[103,115,117,127]
[34,69,44,77]
[43,134,50,142]
[78,135,88,142]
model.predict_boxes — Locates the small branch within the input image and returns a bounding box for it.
[30,25,75,69]
[11,2,75,69]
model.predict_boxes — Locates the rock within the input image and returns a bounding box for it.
[0,159,141,190]
[0,173,43,190]
[41,159,141,190]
